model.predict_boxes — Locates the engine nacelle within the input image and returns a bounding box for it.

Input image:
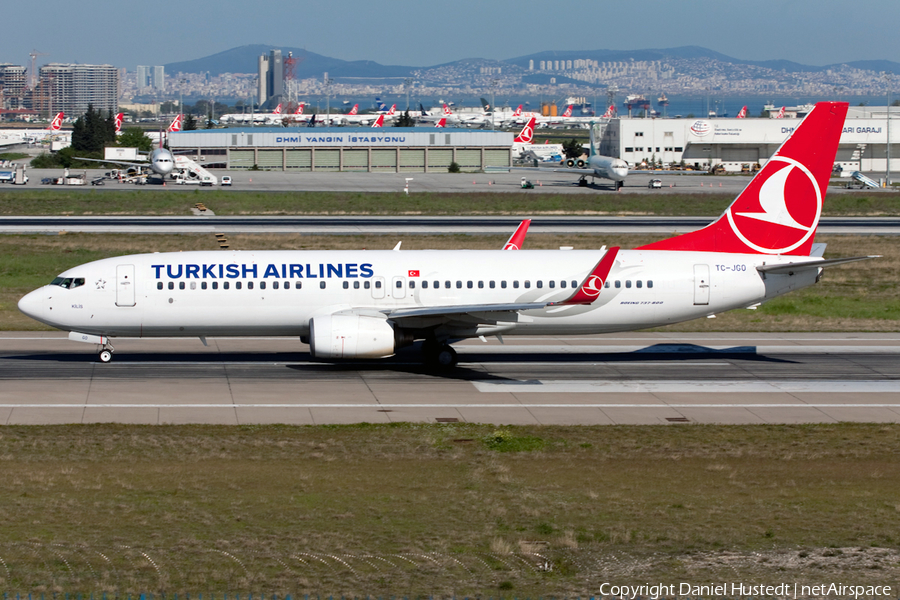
[309,314,396,359]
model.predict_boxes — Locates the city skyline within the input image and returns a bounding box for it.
[2,0,899,72]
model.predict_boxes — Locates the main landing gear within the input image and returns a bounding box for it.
[422,340,458,368]
[578,176,589,187]
[98,341,115,363]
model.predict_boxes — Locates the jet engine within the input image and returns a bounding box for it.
[309,314,399,359]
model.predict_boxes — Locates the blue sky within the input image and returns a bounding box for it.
[4,0,899,70]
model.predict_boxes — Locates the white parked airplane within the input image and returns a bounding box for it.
[80,115,182,179]
[19,102,873,367]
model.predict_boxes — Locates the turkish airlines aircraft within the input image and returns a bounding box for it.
[114,113,125,134]
[774,106,786,119]
[736,106,747,119]
[19,103,873,367]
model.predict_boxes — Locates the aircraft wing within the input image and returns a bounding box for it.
[511,166,601,176]
[74,156,149,169]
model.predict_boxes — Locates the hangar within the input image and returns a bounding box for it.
[168,127,514,172]
[597,106,898,174]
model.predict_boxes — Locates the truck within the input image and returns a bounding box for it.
[0,166,28,184]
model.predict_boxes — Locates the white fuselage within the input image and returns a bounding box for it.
[18,249,818,340]
[587,154,629,182]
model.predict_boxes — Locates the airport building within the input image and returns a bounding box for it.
[598,106,899,173]
[28,63,118,116]
[168,127,514,172]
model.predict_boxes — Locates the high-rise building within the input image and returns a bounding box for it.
[257,49,283,108]
[0,64,27,108]
[29,63,118,116]
[137,65,165,91]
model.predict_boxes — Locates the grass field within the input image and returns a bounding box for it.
[1,233,897,332]
[1,423,899,596]
[1,189,899,216]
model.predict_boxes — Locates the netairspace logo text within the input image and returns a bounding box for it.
[597,582,892,599]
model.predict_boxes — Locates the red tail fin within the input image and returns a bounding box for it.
[48,112,64,132]
[503,219,531,250]
[736,106,747,119]
[435,118,446,128]
[372,114,384,128]
[443,104,452,116]
[562,105,573,117]
[514,117,536,144]
[638,102,848,256]
[167,114,183,132]
[513,105,522,117]
[114,113,124,133]
[349,104,358,115]
[295,103,304,115]
[273,103,282,115]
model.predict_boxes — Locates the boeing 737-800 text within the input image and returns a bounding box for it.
[19,103,872,366]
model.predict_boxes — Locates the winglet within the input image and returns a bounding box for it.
[503,219,531,250]
[554,247,619,305]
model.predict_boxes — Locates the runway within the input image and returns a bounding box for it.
[2,332,899,425]
[2,215,899,235]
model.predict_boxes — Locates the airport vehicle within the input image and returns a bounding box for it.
[221,176,232,186]
[0,166,28,184]
[514,119,628,189]
[648,178,662,189]
[18,102,874,367]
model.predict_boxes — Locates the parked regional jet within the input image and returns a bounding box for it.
[19,103,874,367]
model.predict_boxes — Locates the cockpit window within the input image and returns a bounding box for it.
[50,277,85,289]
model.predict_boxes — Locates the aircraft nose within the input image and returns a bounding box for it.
[18,288,45,320]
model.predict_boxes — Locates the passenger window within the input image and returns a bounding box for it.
[467,281,473,289]
[560,281,567,289]
[343,281,349,289]
[422,281,428,289]
[353,281,360,289]
[456,281,462,289]
[445,281,451,289]
[571,280,577,288]
[501,281,507,288]
[615,280,621,288]
[201,282,207,290]
[626,280,632,289]
[648,280,653,288]
[223,282,230,290]
[248,282,254,290]
[157,282,163,290]
[636,280,642,288]
[433,281,439,289]
[478,281,484,289]
[549,281,555,288]
[537,281,542,289]
[168,282,174,290]
[260,282,266,290]
[319,281,326,289]
[375,281,382,289]
[524,280,531,289]
[236,282,242,290]
[295,281,302,289]
[604,281,610,288]
[273,281,279,289]
[363,281,369,289]
[513,281,519,288]
[213,281,218,290]
[410,281,415,289]
[190,282,197,290]
[396,280,402,288]
[490,281,495,289]
[179,282,185,290]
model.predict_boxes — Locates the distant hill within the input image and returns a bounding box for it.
[164,44,900,83]
[164,44,415,79]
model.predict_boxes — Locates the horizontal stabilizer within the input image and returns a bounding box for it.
[756,255,879,274]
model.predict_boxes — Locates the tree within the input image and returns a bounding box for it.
[393,110,415,127]
[183,114,198,131]
[71,104,116,154]
[117,128,154,153]
[562,138,584,159]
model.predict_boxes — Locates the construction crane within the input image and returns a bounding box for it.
[29,49,49,89]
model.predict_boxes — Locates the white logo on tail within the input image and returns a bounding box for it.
[736,106,747,119]
[273,103,282,115]
[348,104,358,115]
[168,114,182,132]
[562,105,573,117]
[114,113,124,133]
[727,157,821,254]
[513,105,522,117]
[774,106,785,119]
[515,118,535,144]
[49,113,64,131]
